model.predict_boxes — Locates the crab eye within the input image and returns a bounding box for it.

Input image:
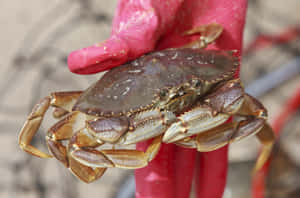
[159,91,167,97]
[192,79,201,87]
[177,87,186,96]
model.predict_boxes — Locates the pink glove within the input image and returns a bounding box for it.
[68,1,247,197]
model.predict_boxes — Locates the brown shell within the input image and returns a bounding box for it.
[73,48,239,116]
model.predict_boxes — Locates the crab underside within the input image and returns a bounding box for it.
[18,24,275,183]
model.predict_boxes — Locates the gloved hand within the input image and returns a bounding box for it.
[68,1,247,197]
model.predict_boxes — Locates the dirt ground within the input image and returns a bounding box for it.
[1,1,300,198]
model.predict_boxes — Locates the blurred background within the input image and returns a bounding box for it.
[1,0,300,197]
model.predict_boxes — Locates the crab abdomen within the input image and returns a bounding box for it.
[73,49,238,116]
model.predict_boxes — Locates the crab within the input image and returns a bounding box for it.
[18,24,275,183]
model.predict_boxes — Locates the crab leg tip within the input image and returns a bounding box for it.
[18,142,52,158]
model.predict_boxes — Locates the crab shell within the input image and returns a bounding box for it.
[73,48,238,117]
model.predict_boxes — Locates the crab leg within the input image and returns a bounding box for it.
[181,23,223,49]
[67,129,107,183]
[50,91,82,118]
[239,94,275,171]
[253,124,274,172]
[46,111,87,166]
[173,117,260,150]
[68,157,107,183]
[18,91,83,158]
[18,97,52,158]
[173,118,272,172]
[189,117,266,151]
[69,132,163,170]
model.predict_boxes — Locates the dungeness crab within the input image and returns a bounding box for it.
[18,24,274,183]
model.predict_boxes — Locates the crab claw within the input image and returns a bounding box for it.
[86,116,129,143]
[122,110,177,145]
[163,106,229,143]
